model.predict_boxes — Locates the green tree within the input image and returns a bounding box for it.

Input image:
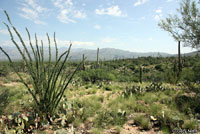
[159,0,200,50]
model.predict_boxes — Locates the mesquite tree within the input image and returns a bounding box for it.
[0,11,84,119]
[159,0,200,50]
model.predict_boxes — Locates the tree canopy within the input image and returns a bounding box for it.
[159,0,200,50]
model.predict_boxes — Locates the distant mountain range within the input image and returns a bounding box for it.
[0,46,199,61]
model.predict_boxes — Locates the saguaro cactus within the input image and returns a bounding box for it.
[139,66,142,83]
[178,41,182,75]
[82,54,85,71]
[97,48,99,68]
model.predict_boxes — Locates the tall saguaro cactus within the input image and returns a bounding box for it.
[178,41,182,76]
[97,48,99,68]
[139,66,143,83]
[82,54,85,71]
[0,11,84,118]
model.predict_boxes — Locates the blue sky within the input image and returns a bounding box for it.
[0,0,196,54]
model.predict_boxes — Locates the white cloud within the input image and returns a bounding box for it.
[35,35,94,47]
[0,29,9,35]
[72,41,94,46]
[101,37,116,43]
[18,0,47,25]
[0,34,94,49]
[73,11,87,19]
[167,0,173,2]
[26,0,47,12]
[19,7,38,20]
[95,5,125,17]
[154,8,163,21]
[48,39,94,47]
[34,20,47,25]
[134,0,149,6]
[94,25,101,30]
[53,0,87,23]
[155,9,162,14]
[57,9,76,23]
[53,0,73,9]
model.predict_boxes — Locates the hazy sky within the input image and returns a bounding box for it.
[0,0,196,54]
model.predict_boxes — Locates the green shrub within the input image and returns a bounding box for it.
[133,115,151,130]
[192,62,200,82]
[90,128,104,134]
[109,96,137,114]
[94,110,127,128]
[140,93,158,104]
[155,64,164,72]
[75,96,102,122]
[149,104,163,116]
[134,105,147,113]
[79,69,115,83]
[181,68,194,82]
[0,63,10,76]
[182,120,196,130]
[104,85,112,91]
[175,94,200,115]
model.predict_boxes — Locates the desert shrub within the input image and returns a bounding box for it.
[140,92,158,104]
[109,96,137,114]
[94,109,127,128]
[164,68,179,84]
[183,81,200,93]
[134,104,148,113]
[0,64,10,76]
[149,103,163,116]
[142,67,150,73]
[158,92,172,105]
[155,64,164,72]
[192,62,200,82]
[182,120,197,130]
[104,85,112,91]
[0,87,9,114]
[75,96,102,122]
[117,72,139,82]
[181,68,194,82]
[79,69,115,83]
[127,64,136,71]
[175,94,200,115]
[90,128,104,134]
[133,115,151,130]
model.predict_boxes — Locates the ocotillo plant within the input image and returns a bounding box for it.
[97,48,99,68]
[23,49,26,72]
[0,11,84,119]
[139,66,142,83]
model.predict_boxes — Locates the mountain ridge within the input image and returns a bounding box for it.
[0,46,198,61]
